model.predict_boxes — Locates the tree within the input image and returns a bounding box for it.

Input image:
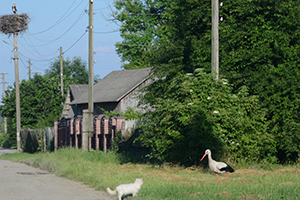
[112,0,167,69]
[0,56,99,147]
[45,56,100,92]
[1,75,62,130]
[219,0,300,162]
[138,70,276,165]
[114,0,300,163]
[113,0,211,74]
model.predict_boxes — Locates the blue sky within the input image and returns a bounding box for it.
[0,0,122,98]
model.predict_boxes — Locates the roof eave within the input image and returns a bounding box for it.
[116,76,149,102]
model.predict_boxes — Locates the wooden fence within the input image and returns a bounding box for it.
[20,127,54,153]
[54,116,126,152]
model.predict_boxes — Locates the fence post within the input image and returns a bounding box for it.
[110,117,117,150]
[75,116,82,149]
[82,110,90,151]
[70,118,74,147]
[103,116,109,153]
[116,116,126,132]
[54,120,59,153]
[66,118,70,146]
[95,116,101,149]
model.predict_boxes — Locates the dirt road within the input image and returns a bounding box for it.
[0,148,114,200]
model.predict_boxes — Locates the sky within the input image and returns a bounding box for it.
[0,0,123,100]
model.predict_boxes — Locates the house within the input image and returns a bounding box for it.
[61,67,152,119]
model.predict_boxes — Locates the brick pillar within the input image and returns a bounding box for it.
[95,116,101,150]
[75,116,82,149]
[54,120,59,153]
[111,117,117,150]
[66,118,70,146]
[89,115,94,150]
[103,116,109,153]
[116,116,126,132]
[70,118,74,147]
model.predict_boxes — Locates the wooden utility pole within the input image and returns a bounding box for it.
[28,58,31,79]
[1,73,8,134]
[82,0,94,150]
[212,0,219,81]
[60,47,63,97]
[14,32,21,152]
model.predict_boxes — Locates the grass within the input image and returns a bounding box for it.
[1,147,300,200]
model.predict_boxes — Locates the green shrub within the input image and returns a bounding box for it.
[138,69,276,165]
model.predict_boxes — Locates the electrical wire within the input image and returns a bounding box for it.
[18,54,31,78]
[93,30,119,34]
[29,0,85,35]
[19,37,59,60]
[18,29,87,63]
[26,9,87,47]
[63,30,88,54]
[19,51,58,62]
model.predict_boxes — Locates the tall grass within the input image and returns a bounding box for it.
[1,148,300,199]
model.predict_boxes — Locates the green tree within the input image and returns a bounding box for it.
[218,0,300,162]
[0,56,98,147]
[138,70,276,165]
[0,75,61,147]
[1,75,62,130]
[114,0,300,163]
[112,0,167,69]
[45,56,100,93]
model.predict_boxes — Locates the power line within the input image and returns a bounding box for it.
[26,9,87,47]
[29,0,85,35]
[19,29,88,62]
[19,37,58,60]
[94,30,118,34]
[63,30,88,54]
[19,51,58,62]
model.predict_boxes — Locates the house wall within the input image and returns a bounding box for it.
[75,102,119,117]
[63,75,150,118]
[117,78,150,113]
[73,89,141,118]
[117,90,140,113]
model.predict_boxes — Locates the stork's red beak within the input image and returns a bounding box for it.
[200,153,207,161]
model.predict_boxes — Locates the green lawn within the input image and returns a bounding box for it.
[1,148,300,200]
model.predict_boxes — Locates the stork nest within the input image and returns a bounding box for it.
[0,14,29,35]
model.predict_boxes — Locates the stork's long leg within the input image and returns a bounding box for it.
[217,174,221,184]
[217,173,230,184]
[220,172,230,181]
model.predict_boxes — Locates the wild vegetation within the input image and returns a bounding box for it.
[0,57,99,148]
[1,148,300,200]
[137,70,276,165]
[1,0,300,166]
[112,0,300,164]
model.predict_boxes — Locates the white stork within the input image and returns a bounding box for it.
[12,2,17,14]
[200,149,234,184]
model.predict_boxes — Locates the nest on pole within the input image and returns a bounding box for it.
[0,14,29,36]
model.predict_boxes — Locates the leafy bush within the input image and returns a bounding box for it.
[138,69,276,165]
[252,66,300,163]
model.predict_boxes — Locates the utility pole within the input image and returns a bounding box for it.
[1,73,8,134]
[1,2,28,152]
[28,58,31,79]
[60,47,63,98]
[14,31,21,152]
[83,0,94,151]
[211,0,219,81]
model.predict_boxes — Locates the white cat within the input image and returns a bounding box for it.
[106,178,143,200]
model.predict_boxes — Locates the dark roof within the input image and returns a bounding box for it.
[70,68,151,105]
[69,84,88,100]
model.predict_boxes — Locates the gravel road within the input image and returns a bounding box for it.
[0,148,115,200]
